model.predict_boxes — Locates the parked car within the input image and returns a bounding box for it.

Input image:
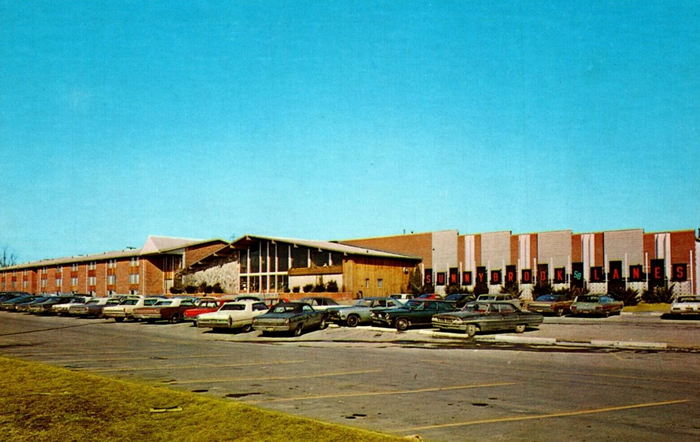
[443,293,476,308]
[389,293,415,302]
[51,296,91,315]
[370,299,458,331]
[416,293,442,300]
[28,296,74,314]
[196,300,269,331]
[132,298,198,323]
[69,297,122,317]
[15,296,51,312]
[526,294,573,316]
[298,297,341,311]
[0,295,36,311]
[183,298,227,323]
[669,296,700,316]
[569,295,623,317]
[326,297,406,327]
[476,293,520,304]
[252,302,327,336]
[432,301,544,336]
[103,297,162,322]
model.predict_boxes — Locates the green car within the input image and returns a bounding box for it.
[432,301,543,336]
[370,299,457,331]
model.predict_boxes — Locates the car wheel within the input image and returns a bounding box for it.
[465,324,477,337]
[169,314,182,324]
[396,318,409,331]
[319,317,328,329]
[192,320,197,328]
[114,317,124,322]
[241,324,253,333]
[514,324,526,333]
[346,315,360,327]
[604,311,610,318]
[556,309,564,317]
[293,324,303,337]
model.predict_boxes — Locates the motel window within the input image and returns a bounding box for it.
[377,279,383,288]
[311,250,328,267]
[108,260,116,269]
[22,280,28,289]
[278,245,289,272]
[56,278,62,287]
[365,279,370,288]
[89,261,96,270]
[71,277,78,286]
[107,275,116,285]
[41,279,47,288]
[129,274,139,284]
[250,247,260,273]
[292,246,308,268]
[71,263,78,271]
[88,276,96,286]
[130,257,139,267]
[240,249,248,274]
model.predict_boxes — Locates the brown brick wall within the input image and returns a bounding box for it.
[671,230,695,264]
[341,232,434,268]
[143,257,166,295]
[510,235,519,266]
[474,234,482,267]
[643,233,656,260]
[530,234,538,269]
[594,233,605,265]
[572,234,582,262]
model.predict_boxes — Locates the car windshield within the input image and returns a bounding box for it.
[144,299,159,306]
[121,299,138,305]
[406,300,431,310]
[678,297,700,303]
[155,300,173,306]
[85,299,100,305]
[272,304,301,313]
[354,300,374,307]
[577,296,599,303]
[535,295,558,301]
[220,304,245,311]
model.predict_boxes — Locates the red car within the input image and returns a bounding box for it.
[184,298,226,322]
[133,298,197,323]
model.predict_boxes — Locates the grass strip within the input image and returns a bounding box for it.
[622,303,670,313]
[0,356,403,442]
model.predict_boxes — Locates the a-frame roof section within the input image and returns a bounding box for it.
[231,234,421,261]
[140,235,226,255]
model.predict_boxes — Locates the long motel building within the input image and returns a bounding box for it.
[1,228,698,298]
[0,236,228,296]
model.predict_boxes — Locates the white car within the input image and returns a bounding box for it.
[298,297,341,311]
[103,297,162,322]
[51,296,90,315]
[670,296,700,316]
[197,300,269,331]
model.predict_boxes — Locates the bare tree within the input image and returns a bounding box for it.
[0,246,18,268]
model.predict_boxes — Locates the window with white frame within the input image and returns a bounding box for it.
[88,276,96,286]
[71,263,78,271]
[130,257,139,267]
[107,275,116,285]
[89,261,96,270]
[56,277,62,287]
[41,279,47,288]
[108,259,116,269]
[377,278,383,288]
[129,273,139,284]
[71,277,78,286]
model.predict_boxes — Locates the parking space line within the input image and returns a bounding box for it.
[87,359,305,372]
[172,369,382,385]
[396,399,690,432]
[46,354,230,363]
[419,359,700,385]
[247,382,516,403]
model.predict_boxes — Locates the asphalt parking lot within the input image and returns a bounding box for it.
[2,312,700,441]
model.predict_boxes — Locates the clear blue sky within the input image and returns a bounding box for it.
[1,1,699,263]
